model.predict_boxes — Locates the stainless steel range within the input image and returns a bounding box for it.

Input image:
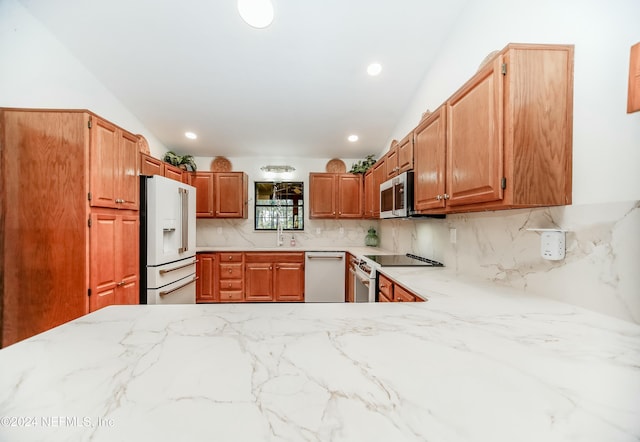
[352,253,444,302]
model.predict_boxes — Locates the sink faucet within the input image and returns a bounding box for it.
[276,210,284,246]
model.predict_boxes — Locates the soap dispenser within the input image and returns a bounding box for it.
[290,234,296,247]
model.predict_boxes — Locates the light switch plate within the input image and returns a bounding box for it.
[449,228,457,244]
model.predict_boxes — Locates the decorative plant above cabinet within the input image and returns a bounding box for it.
[163,151,197,171]
[349,154,376,174]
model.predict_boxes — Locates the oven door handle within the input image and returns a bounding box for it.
[353,271,371,287]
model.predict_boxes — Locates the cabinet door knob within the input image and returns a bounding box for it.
[443,194,450,200]
[228,256,232,260]
[228,269,232,273]
[436,195,442,201]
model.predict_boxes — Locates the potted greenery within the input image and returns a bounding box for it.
[349,154,376,174]
[163,151,197,171]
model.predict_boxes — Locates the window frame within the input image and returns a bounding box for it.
[254,181,304,231]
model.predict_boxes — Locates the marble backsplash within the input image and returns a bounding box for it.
[197,218,380,249]
[378,200,640,324]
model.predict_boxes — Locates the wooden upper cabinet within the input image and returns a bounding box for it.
[140,153,164,176]
[119,131,140,210]
[189,172,215,217]
[90,117,119,209]
[216,172,248,218]
[414,106,447,212]
[309,173,336,218]
[397,133,414,174]
[372,160,386,218]
[164,164,184,182]
[337,173,363,218]
[385,146,399,179]
[438,43,573,212]
[309,173,362,219]
[447,54,504,208]
[90,116,139,210]
[363,169,374,219]
[189,172,248,218]
[628,42,640,113]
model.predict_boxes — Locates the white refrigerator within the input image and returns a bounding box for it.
[140,175,197,304]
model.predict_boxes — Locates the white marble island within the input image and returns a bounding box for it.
[1,290,639,442]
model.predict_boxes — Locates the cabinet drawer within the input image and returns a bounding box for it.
[219,279,242,291]
[394,284,416,302]
[219,290,243,302]
[219,263,243,279]
[378,274,393,298]
[219,253,243,263]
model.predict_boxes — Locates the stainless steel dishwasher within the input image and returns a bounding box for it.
[304,251,346,302]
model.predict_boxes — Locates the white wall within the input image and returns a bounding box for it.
[0,0,166,156]
[385,0,640,205]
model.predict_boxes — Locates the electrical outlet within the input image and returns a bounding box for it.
[541,231,565,260]
[216,227,223,235]
[339,227,344,235]
[449,228,457,244]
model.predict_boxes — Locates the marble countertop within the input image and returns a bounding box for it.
[1,284,639,441]
[196,245,394,256]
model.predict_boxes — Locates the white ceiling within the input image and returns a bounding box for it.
[18,0,469,159]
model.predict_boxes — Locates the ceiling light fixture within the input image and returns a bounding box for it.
[348,135,359,142]
[367,63,382,76]
[261,165,295,173]
[237,0,274,29]
[185,131,197,140]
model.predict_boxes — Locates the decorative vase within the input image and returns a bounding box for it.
[365,227,379,247]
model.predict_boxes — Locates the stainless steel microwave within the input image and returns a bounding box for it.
[380,171,415,218]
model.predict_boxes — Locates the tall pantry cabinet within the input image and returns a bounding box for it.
[0,108,139,347]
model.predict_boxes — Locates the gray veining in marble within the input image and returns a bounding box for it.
[379,201,640,324]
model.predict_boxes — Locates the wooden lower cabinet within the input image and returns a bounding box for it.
[245,252,305,302]
[196,252,304,303]
[218,253,244,302]
[196,253,217,303]
[377,273,425,303]
[89,210,139,312]
[274,261,305,302]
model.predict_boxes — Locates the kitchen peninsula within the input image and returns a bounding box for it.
[1,270,638,442]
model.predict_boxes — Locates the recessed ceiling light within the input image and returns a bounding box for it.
[237,0,274,29]
[185,132,197,140]
[367,63,382,76]
[348,135,359,142]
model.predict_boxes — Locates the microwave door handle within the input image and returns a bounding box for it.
[392,181,397,216]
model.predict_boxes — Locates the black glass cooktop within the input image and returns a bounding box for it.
[364,253,444,267]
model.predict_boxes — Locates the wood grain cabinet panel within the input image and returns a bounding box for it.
[309,173,362,219]
[245,252,305,302]
[140,153,164,176]
[363,170,374,219]
[189,172,248,218]
[90,116,139,210]
[414,106,447,212]
[196,253,217,303]
[164,164,184,182]
[628,42,640,113]
[411,44,573,215]
[89,210,139,312]
[1,108,141,347]
[217,253,244,302]
[274,262,305,302]
[377,273,424,303]
[245,262,274,301]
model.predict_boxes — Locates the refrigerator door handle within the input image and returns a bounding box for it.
[179,187,189,253]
